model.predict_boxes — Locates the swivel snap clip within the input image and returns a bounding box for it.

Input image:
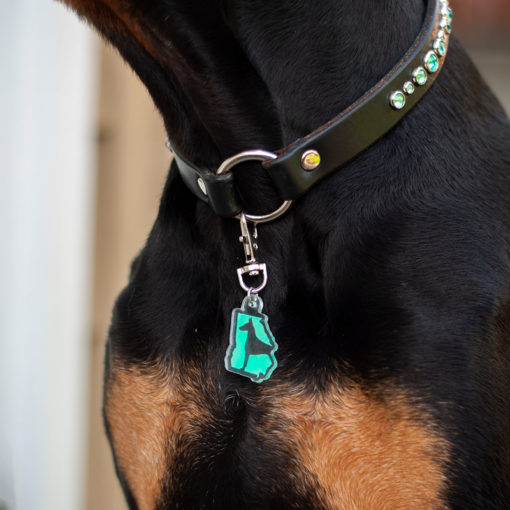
[226,213,277,383]
[237,213,267,293]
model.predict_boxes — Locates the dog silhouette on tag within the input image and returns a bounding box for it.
[225,295,278,383]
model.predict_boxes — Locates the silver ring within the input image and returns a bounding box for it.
[216,150,293,224]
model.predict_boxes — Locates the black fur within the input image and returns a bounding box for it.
[61,0,510,508]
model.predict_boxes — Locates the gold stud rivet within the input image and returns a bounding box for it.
[197,177,208,196]
[301,150,321,171]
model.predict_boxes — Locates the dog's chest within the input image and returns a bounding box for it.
[104,357,450,510]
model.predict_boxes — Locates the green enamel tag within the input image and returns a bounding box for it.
[225,295,278,383]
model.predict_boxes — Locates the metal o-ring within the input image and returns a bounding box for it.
[216,150,293,224]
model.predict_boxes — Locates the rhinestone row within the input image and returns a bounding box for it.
[389,0,452,110]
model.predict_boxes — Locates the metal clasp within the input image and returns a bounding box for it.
[223,150,291,296]
[239,213,258,265]
[236,212,268,293]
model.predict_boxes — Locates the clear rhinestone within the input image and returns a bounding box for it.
[412,67,428,86]
[389,91,406,110]
[403,81,415,95]
[437,29,446,40]
[424,51,440,73]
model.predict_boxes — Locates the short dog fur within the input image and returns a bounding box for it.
[59,0,510,508]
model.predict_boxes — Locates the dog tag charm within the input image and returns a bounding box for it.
[225,294,278,383]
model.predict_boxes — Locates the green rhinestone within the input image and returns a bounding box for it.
[440,17,452,34]
[389,91,406,110]
[433,38,446,57]
[424,51,440,73]
[403,81,415,95]
[413,67,428,86]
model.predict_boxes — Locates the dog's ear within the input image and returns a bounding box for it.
[56,0,281,167]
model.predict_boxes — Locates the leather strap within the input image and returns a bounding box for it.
[173,0,450,217]
[171,155,242,217]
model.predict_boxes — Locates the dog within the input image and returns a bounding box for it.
[59,0,510,508]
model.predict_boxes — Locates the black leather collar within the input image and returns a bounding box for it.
[172,0,451,218]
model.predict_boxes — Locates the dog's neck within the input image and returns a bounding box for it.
[160,0,426,165]
[63,0,426,168]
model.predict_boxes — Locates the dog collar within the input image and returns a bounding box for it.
[171,0,452,220]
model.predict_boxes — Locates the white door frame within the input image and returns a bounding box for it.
[0,2,98,509]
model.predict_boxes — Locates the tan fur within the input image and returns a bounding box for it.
[105,356,449,510]
[259,381,450,509]
[104,360,211,510]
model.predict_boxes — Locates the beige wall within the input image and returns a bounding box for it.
[86,43,169,510]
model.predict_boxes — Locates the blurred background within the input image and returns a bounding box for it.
[0,1,508,509]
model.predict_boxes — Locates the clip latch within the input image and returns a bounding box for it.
[238,213,259,267]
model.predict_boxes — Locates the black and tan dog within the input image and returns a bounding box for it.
[59,0,510,508]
